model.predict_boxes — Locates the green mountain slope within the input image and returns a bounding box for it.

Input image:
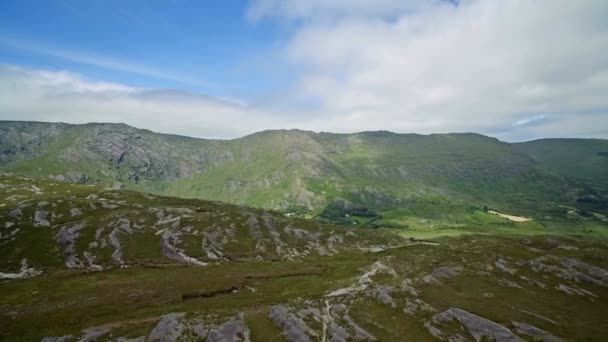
[516,138,608,189]
[2,173,608,341]
[1,121,606,224]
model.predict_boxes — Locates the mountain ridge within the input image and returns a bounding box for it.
[1,120,607,224]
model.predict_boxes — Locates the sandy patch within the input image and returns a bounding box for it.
[488,210,531,222]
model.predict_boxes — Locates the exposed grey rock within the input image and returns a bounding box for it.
[207,316,250,342]
[448,334,468,342]
[262,212,286,255]
[498,279,523,289]
[148,313,186,342]
[161,230,207,266]
[190,322,207,339]
[41,336,73,342]
[83,251,103,271]
[328,322,349,342]
[560,258,608,286]
[326,234,344,254]
[404,298,436,315]
[425,322,444,340]
[512,321,563,342]
[495,258,517,275]
[343,314,376,341]
[70,208,82,217]
[374,286,396,308]
[108,219,133,266]
[100,201,118,209]
[55,223,86,268]
[433,308,521,342]
[269,304,314,342]
[326,261,396,297]
[34,210,51,227]
[518,310,559,326]
[201,225,234,261]
[400,278,419,297]
[519,275,547,289]
[432,265,463,279]
[246,215,267,252]
[114,337,145,342]
[0,258,42,280]
[556,284,596,298]
[78,325,111,342]
[8,207,22,219]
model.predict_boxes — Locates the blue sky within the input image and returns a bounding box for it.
[0,0,292,98]
[0,1,607,140]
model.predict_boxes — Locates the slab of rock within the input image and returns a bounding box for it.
[207,316,250,342]
[160,230,207,266]
[0,258,42,280]
[374,286,396,308]
[433,308,521,342]
[34,210,51,227]
[328,321,349,342]
[148,313,186,342]
[343,314,376,341]
[40,336,73,342]
[78,325,111,342]
[404,298,435,315]
[269,304,315,342]
[556,284,596,298]
[560,258,608,286]
[55,223,86,268]
[433,266,463,279]
[512,321,563,342]
[495,258,517,275]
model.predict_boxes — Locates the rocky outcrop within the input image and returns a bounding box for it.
[432,308,521,342]
[512,321,563,342]
[0,258,42,280]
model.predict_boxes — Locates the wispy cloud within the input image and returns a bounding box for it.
[513,115,546,127]
[0,37,217,89]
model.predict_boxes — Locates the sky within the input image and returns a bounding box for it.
[0,0,607,141]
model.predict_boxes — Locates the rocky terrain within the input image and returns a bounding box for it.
[1,173,608,341]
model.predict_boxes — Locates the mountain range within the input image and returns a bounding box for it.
[1,121,607,223]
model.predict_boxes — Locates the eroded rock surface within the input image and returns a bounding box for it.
[432,308,521,342]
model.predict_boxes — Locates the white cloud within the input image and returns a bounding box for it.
[1,1,607,141]
[0,65,292,139]
[249,0,608,140]
[0,37,216,89]
[513,115,545,127]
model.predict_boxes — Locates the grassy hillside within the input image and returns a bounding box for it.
[2,173,608,340]
[516,138,608,189]
[1,121,606,226]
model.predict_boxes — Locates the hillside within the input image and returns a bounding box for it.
[2,173,608,341]
[516,139,608,190]
[1,121,606,226]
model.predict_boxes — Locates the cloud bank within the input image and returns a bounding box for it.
[1,0,608,141]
